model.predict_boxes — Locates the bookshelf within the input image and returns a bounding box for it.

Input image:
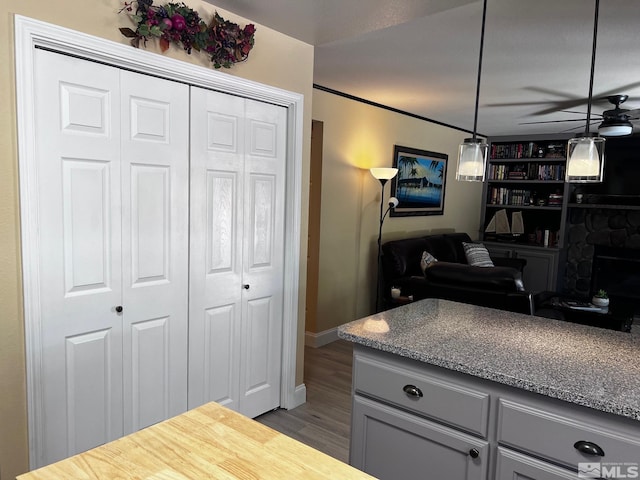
[480,134,571,293]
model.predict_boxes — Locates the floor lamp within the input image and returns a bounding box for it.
[370,168,399,312]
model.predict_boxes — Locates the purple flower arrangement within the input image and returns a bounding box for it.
[120,0,255,69]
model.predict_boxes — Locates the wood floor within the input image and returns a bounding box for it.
[255,340,353,463]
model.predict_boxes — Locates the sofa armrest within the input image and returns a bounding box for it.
[491,256,527,272]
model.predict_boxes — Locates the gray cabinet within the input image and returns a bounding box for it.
[350,344,640,480]
[351,396,488,480]
[485,243,559,293]
[349,350,490,479]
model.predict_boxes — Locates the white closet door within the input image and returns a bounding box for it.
[189,88,245,411]
[33,50,189,466]
[34,49,124,465]
[240,98,286,418]
[188,88,286,418]
[120,71,190,433]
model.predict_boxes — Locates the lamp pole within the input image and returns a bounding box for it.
[370,167,398,312]
[375,179,388,312]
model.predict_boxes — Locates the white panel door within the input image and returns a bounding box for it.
[189,88,244,411]
[240,98,286,418]
[34,49,123,465]
[120,71,190,433]
[189,88,286,418]
[33,50,189,466]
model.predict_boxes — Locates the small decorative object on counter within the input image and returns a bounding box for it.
[391,286,401,299]
[592,289,609,307]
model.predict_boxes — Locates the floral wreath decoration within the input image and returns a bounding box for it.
[119,0,256,69]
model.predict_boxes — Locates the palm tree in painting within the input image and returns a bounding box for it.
[428,160,444,187]
[410,167,418,185]
[398,156,418,195]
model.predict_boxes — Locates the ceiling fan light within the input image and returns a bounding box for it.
[566,134,605,183]
[598,120,633,137]
[456,138,488,182]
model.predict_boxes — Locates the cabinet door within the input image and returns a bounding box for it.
[496,447,578,480]
[513,248,558,293]
[486,244,558,293]
[351,395,489,480]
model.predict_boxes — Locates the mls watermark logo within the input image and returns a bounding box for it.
[578,462,639,479]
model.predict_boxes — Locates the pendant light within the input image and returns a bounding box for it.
[456,0,489,182]
[566,0,605,183]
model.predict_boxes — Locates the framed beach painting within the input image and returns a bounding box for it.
[390,145,448,217]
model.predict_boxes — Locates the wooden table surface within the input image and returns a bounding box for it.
[18,402,375,479]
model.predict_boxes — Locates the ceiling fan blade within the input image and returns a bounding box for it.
[519,118,587,125]
[559,120,600,133]
[560,110,603,117]
[621,108,640,117]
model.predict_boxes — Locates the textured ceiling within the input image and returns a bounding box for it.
[207,0,640,137]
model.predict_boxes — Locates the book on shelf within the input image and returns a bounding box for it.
[488,187,531,206]
[490,142,567,160]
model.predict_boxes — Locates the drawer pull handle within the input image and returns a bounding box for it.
[402,384,423,398]
[574,440,605,457]
[468,448,479,459]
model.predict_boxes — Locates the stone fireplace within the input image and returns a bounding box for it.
[563,207,640,304]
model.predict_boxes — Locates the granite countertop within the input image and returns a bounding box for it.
[338,299,640,420]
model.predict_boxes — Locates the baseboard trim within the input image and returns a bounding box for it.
[305,327,339,348]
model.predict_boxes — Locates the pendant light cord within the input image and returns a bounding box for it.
[585,0,600,134]
[472,0,488,141]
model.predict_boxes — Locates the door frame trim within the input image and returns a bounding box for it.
[15,15,304,468]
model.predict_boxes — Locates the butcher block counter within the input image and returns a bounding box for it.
[18,402,374,480]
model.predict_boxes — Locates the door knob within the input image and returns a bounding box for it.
[115,306,123,313]
[469,448,480,459]
[243,284,250,290]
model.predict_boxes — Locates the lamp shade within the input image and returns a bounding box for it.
[370,167,398,181]
[456,138,488,182]
[566,134,605,183]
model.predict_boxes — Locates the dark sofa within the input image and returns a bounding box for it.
[381,233,533,314]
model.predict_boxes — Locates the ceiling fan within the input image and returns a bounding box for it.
[519,95,640,136]
[597,94,640,136]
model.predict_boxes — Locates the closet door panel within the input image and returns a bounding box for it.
[188,88,244,410]
[240,99,286,418]
[34,49,123,466]
[120,71,190,432]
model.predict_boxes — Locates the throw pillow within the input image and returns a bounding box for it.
[420,251,438,273]
[462,242,494,267]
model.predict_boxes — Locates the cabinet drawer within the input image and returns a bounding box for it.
[495,447,577,480]
[354,355,489,437]
[498,399,640,468]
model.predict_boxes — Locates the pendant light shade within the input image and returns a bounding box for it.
[456,0,488,182]
[566,133,605,182]
[456,138,488,182]
[566,0,604,183]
